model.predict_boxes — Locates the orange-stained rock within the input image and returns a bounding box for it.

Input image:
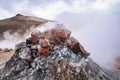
[51,28,67,39]
[39,39,50,48]
[26,36,38,44]
[39,47,49,57]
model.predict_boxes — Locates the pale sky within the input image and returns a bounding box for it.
[0,0,120,68]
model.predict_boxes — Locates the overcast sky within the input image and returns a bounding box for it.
[0,0,120,68]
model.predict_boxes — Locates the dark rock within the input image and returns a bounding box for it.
[26,36,38,44]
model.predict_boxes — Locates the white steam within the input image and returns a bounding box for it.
[35,22,58,32]
[0,21,58,49]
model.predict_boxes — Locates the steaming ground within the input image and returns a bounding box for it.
[0,14,119,71]
[0,14,57,48]
[0,22,58,49]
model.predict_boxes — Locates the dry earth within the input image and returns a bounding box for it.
[0,50,14,64]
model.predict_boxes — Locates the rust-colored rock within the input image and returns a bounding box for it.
[39,47,49,57]
[39,39,50,48]
[25,27,90,58]
[51,28,67,40]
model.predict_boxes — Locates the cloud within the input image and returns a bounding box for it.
[29,0,120,19]
[30,1,68,19]
[0,8,14,19]
[0,0,120,19]
[11,0,29,13]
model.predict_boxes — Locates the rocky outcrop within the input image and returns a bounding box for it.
[0,28,119,80]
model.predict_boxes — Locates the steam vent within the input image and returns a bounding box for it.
[0,26,119,80]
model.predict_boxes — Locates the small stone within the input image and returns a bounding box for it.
[76,67,80,73]
[39,47,49,57]
[57,67,61,73]
[19,47,31,61]
[15,42,26,50]
[39,39,50,48]
[26,36,38,44]
[70,37,80,53]
[31,45,37,49]
[64,39,71,47]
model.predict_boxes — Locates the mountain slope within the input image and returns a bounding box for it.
[0,14,53,39]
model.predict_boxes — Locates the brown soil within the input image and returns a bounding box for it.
[0,50,14,64]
